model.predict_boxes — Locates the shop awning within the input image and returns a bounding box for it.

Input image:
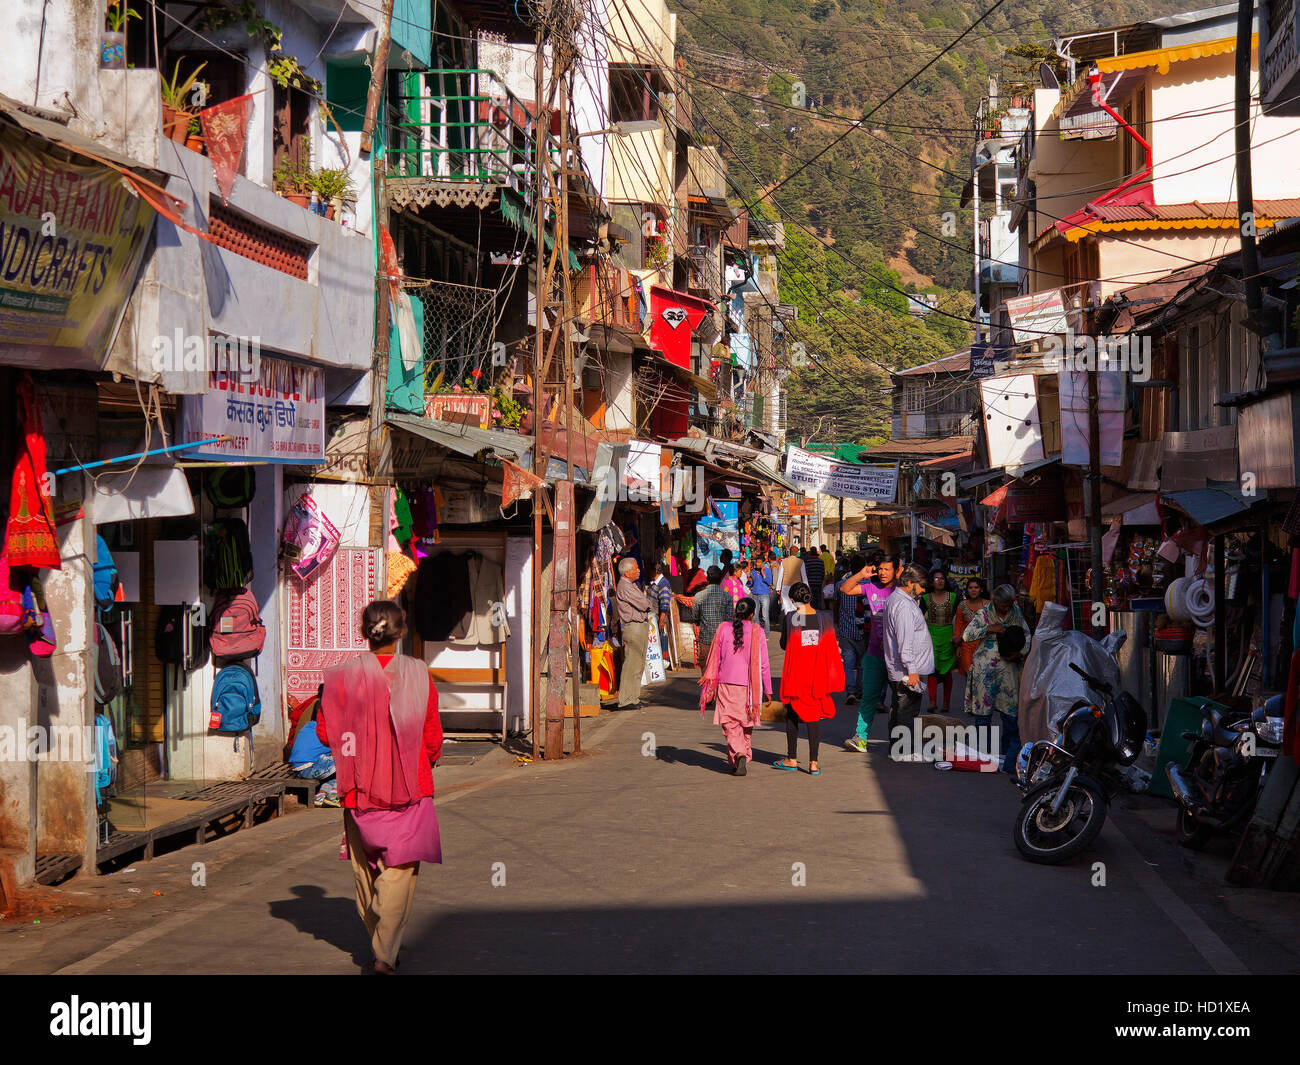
[1101,491,1161,525]
[1161,484,1253,528]
[645,351,718,402]
[92,467,195,524]
[387,413,528,461]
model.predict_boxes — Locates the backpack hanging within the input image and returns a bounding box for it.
[93,534,119,611]
[209,662,261,733]
[204,465,256,509]
[94,712,118,805]
[208,589,266,660]
[204,518,254,591]
[94,622,124,705]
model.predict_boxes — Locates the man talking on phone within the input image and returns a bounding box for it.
[881,562,934,745]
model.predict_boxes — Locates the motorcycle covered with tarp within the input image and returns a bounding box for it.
[1018,602,1126,745]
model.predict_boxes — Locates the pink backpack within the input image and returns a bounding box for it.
[208,590,266,660]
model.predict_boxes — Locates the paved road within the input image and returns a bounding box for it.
[6,633,1298,974]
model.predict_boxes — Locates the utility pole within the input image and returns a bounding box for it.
[1086,353,1104,636]
[528,0,581,761]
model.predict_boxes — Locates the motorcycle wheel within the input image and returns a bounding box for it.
[1175,805,1212,850]
[1013,777,1108,864]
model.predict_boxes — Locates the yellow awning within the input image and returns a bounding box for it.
[1061,215,1278,242]
[1095,33,1254,75]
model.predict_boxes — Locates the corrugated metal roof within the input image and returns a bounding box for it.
[864,434,974,458]
[387,414,528,460]
[894,350,971,377]
[1088,199,1300,222]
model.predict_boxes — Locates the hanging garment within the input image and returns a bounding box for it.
[387,551,418,600]
[413,552,473,641]
[5,377,61,570]
[451,554,511,645]
[386,291,425,414]
[1029,555,1057,615]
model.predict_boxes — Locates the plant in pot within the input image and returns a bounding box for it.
[185,110,207,154]
[160,58,207,143]
[306,167,354,220]
[102,1,139,69]
[273,158,311,208]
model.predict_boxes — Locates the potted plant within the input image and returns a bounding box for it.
[160,58,207,143]
[185,113,205,154]
[273,158,311,208]
[306,167,354,220]
[102,1,139,68]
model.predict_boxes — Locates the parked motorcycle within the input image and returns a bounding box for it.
[1013,661,1147,863]
[1165,694,1285,849]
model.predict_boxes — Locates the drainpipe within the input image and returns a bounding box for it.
[1084,67,1152,208]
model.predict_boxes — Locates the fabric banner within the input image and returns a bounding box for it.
[784,445,899,501]
[695,499,738,569]
[501,458,545,510]
[285,547,381,705]
[200,94,253,205]
[0,123,157,368]
[180,354,325,463]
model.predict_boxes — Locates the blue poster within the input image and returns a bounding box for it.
[695,499,739,570]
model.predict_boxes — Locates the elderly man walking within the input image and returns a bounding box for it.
[615,557,652,710]
[881,562,935,747]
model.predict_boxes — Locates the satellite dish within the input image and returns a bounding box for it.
[1039,62,1059,89]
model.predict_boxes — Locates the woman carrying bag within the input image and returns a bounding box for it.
[699,597,771,776]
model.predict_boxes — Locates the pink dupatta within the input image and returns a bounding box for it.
[699,621,763,725]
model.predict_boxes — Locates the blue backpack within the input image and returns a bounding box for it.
[210,663,261,733]
[94,712,117,805]
[93,535,118,610]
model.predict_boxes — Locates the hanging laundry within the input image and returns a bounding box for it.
[5,376,61,570]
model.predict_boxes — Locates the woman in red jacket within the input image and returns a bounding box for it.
[773,582,844,775]
[316,600,442,974]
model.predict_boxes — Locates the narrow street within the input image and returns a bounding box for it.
[8,632,1297,976]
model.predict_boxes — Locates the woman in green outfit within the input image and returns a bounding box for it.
[921,570,959,712]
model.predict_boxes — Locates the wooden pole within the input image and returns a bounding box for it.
[359,0,394,157]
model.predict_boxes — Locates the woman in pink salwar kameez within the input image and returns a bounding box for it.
[699,598,771,776]
[316,601,442,975]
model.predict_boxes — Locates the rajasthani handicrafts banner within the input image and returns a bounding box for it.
[784,445,899,502]
[180,354,325,463]
[0,123,158,368]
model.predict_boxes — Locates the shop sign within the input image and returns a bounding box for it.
[180,355,325,463]
[0,124,158,368]
[290,414,368,481]
[784,445,899,501]
[427,392,492,429]
[1005,482,1066,523]
[1004,289,1069,344]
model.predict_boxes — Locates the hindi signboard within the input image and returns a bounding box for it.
[181,354,325,463]
[784,445,898,502]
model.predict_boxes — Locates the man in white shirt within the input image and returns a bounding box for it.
[881,562,935,742]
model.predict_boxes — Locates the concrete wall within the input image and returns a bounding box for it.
[1151,51,1300,204]
[97,125,375,393]
[1097,230,1234,296]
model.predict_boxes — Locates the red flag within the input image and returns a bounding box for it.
[200,94,254,205]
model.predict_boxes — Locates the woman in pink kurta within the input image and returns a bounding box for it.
[316,600,442,974]
[699,598,771,775]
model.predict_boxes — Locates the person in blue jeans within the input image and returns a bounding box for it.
[835,552,868,702]
[749,553,774,633]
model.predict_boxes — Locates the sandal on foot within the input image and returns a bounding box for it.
[808,765,821,775]
[771,759,799,771]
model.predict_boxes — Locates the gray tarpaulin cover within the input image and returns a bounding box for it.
[1018,602,1124,744]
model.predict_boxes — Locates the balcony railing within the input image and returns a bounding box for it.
[689,244,721,296]
[388,70,556,199]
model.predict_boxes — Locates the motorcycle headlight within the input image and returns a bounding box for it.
[1256,717,1285,745]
